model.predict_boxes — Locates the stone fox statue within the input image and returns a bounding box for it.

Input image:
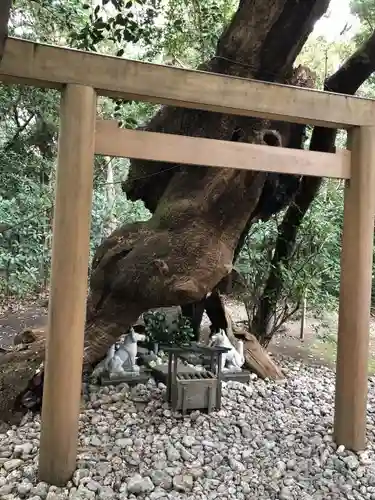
[209,329,244,372]
[92,328,146,379]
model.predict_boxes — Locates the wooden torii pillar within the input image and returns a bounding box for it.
[335,126,375,451]
[38,84,96,485]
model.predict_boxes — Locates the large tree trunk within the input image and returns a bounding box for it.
[84,0,330,363]
[0,0,342,421]
[125,0,325,349]
[0,0,11,63]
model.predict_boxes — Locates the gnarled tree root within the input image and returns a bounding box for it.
[0,338,45,423]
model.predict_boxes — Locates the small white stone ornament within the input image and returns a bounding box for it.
[91,328,146,379]
[209,329,244,372]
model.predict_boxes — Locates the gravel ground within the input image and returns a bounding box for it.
[1,357,375,500]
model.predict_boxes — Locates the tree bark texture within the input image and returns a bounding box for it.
[123,1,328,211]
[0,0,11,63]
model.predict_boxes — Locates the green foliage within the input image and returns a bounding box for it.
[0,0,158,296]
[71,0,163,52]
[297,35,353,89]
[1,0,238,299]
[0,183,52,297]
[236,180,344,330]
[90,157,151,253]
[151,0,237,65]
[350,0,375,96]
[351,0,375,39]
[143,310,194,347]
[312,321,337,345]
[10,0,90,44]
[0,82,56,296]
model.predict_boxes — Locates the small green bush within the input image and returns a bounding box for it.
[143,310,194,348]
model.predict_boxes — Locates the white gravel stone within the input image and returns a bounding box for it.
[182,435,195,447]
[2,363,375,499]
[32,482,49,498]
[70,487,95,499]
[14,442,34,456]
[98,486,115,499]
[46,493,67,500]
[150,469,173,489]
[3,458,23,471]
[0,483,14,495]
[17,480,32,497]
[127,474,154,494]
[72,469,90,486]
[115,437,132,448]
[172,474,193,491]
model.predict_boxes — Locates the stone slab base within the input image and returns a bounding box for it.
[100,368,151,387]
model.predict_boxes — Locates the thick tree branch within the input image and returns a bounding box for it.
[3,112,36,152]
[252,28,375,345]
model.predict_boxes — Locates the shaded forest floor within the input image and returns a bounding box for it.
[0,299,47,348]
[1,297,375,374]
[223,298,375,374]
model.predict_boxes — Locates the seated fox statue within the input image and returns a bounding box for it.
[209,329,244,372]
[92,328,146,379]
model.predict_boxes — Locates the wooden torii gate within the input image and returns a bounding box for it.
[1,37,375,485]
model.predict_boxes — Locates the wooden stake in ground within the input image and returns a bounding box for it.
[38,85,96,485]
[300,289,307,341]
[334,126,375,451]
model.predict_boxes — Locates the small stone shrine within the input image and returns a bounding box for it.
[163,344,230,414]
